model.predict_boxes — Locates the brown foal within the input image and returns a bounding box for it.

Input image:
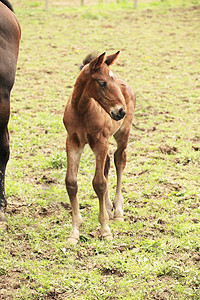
[63,52,136,244]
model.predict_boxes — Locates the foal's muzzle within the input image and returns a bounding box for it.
[111,107,126,121]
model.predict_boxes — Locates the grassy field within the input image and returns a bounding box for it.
[0,0,200,299]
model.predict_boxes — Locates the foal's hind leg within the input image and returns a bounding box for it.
[104,154,113,220]
[113,129,130,221]
[65,135,84,244]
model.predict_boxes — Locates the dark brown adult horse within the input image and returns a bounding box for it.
[63,52,136,244]
[0,0,21,222]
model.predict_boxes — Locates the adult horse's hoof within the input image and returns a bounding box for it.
[0,211,7,223]
[0,211,7,230]
[68,237,79,245]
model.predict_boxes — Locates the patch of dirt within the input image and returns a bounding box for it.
[38,206,51,216]
[192,218,199,224]
[60,201,71,211]
[132,169,150,177]
[128,214,148,223]
[133,123,157,132]
[192,145,200,151]
[162,181,182,192]
[192,254,200,262]
[149,276,174,300]
[38,175,57,185]
[101,266,125,277]
[6,198,28,217]
[192,136,200,142]
[0,269,29,300]
[159,144,178,155]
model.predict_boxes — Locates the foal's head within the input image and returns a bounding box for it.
[82,51,126,121]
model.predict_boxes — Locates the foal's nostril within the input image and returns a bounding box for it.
[118,108,126,119]
[110,107,126,121]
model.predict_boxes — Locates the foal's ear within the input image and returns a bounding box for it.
[105,51,120,66]
[89,52,106,72]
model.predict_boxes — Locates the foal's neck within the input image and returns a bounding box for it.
[71,69,91,114]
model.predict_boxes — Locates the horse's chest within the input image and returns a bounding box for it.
[84,110,111,136]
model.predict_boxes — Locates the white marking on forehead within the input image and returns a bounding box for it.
[109,70,114,78]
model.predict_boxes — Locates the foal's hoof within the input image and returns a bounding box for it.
[68,237,79,245]
[103,234,113,241]
[114,217,124,222]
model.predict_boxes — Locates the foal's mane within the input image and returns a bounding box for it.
[1,0,14,11]
[80,52,98,70]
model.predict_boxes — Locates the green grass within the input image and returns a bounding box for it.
[0,0,200,299]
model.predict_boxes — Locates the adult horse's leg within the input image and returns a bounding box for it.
[113,129,130,221]
[104,154,113,220]
[0,3,21,223]
[65,135,83,244]
[91,139,112,240]
[0,129,9,222]
[0,91,10,222]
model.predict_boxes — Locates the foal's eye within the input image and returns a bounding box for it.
[98,81,107,88]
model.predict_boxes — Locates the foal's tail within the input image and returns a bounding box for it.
[80,52,98,70]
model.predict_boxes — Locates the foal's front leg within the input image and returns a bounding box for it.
[92,139,112,240]
[104,154,113,220]
[65,135,83,244]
